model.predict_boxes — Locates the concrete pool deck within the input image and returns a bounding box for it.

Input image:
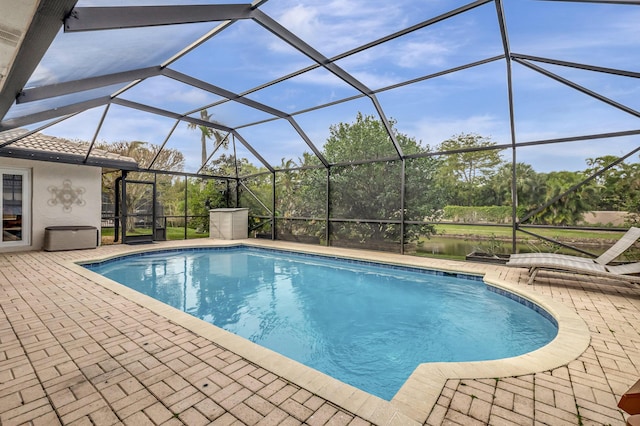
[0,239,638,425]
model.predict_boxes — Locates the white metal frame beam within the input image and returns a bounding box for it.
[0,0,78,121]
[251,9,405,159]
[17,66,162,104]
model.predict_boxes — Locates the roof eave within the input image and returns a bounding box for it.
[0,148,139,171]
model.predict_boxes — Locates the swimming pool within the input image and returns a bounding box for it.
[84,246,557,400]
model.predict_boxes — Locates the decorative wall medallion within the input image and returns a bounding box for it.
[48,179,86,212]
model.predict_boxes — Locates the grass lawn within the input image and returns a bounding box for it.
[167,227,210,240]
[101,226,210,244]
[100,223,626,256]
[434,224,624,242]
[101,224,625,244]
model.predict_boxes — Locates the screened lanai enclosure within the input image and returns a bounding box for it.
[0,0,639,256]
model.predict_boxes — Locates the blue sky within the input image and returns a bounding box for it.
[8,0,640,174]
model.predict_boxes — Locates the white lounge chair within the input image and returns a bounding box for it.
[507,227,640,284]
[509,227,640,265]
[507,254,640,285]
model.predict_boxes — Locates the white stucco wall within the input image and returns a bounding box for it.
[0,157,101,252]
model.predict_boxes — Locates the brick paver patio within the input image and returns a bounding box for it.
[1,241,638,425]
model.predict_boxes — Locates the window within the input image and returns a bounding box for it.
[1,168,30,247]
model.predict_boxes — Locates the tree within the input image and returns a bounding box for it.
[185,176,226,233]
[584,155,625,211]
[97,140,185,172]
[584,155,640,225]
[323,112,399,162]
[529,171,596,225]
[274,155,328,240]
[404,154,446,229]
[436,133,504,206]
[585,155,640,212]
[275,158,306,234]
[97,140,185,232]
[198,153,272,232]
[187,109,228,168]
[484,162,546,210]
[298,112,440,243]
[240,172,273,234]
[157,175,187,228]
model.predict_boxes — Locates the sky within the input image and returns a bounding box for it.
[4,0,640,174]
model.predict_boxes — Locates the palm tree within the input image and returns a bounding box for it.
[532,171,596,225]
[187,109,228,168]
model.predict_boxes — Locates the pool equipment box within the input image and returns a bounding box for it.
[209,208,249,240]
[44,225,98,251]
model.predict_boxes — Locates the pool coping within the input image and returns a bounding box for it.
[64,239,591,425]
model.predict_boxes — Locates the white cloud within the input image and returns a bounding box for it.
[40,107,106,141]
[117,76,221,115]
[269,1,406,56]
[338,34,453,71]
[293,68,347,87]
[11,0,639,178]
[507,5,640,70]
[517,137,639,173]
[97,108,175,144]
[165,87,213,108]
[42,104,177,147]
[395,40,451,69]
[411,114,508,148]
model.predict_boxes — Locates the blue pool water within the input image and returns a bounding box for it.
[84,246,557,400]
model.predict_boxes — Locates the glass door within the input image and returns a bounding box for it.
[1,168,30,247]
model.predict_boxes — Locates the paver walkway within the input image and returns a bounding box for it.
[0,241,638,425]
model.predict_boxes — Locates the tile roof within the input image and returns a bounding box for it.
[0,128,138,165]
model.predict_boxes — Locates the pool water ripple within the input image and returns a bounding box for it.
[85,247,558,400]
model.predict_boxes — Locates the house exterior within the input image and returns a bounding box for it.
[0,129,137,252]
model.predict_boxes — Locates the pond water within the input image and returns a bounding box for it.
[419,236,607,258]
